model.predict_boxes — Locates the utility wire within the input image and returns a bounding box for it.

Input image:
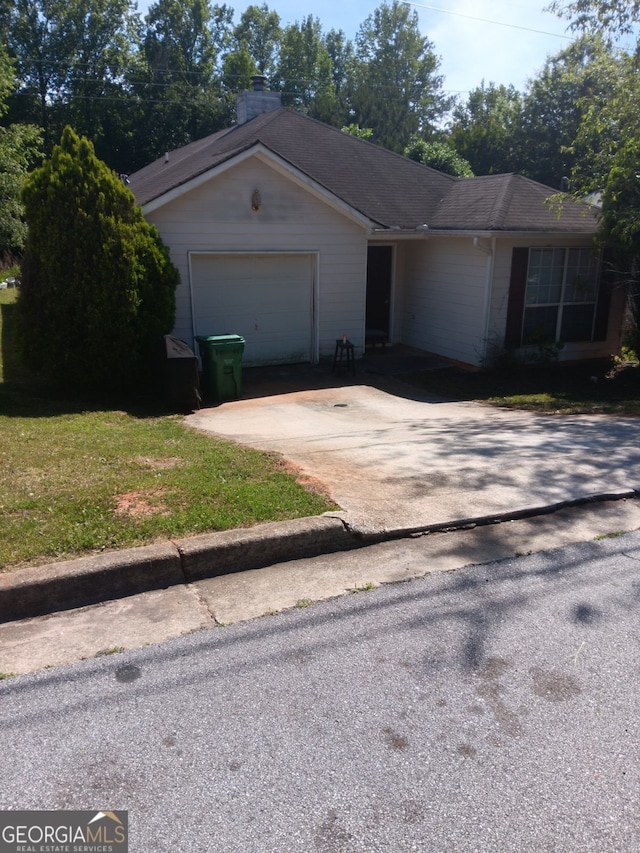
[403,0,573,39]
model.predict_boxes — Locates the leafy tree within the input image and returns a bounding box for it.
[58,0,136,146]
[143,0,220,76]
[405,138,473,177]
[0,122,42,255]
[222,6,281,116]
[127,0,234,165]
[0,43,13,106]
[601,133,640,351]
[273,15,338,122]
[7,0,72,140]
[448,36,625,188]
[222,40,258,95]
[350,0,449,152]
[0,0,11,38]
[342,123,373,140]
[601,136,640,248]
[519,35,618,188]
[6,0,137,159]
[448,82,523,176]
[546,0,640,197]
[549,0,640,348]
[548,0,640,37]
[546,0,640,199]
[0,46,42,256]
[562,45,633,196]
[324,28,355,128]
[18,126,179,390]
[232,3,281,78]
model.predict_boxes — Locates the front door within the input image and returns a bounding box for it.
[366,245,392,342]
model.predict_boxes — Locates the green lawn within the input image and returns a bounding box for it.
[0,288,335,572]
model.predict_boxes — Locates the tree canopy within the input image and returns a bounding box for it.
[350,1,448,152]
[548,0,640,37]
[2,1,454,171]
[448,82,523,177]
[274,15,338,122]
[0,44,41,257]
[545,0,640,348]
[405,138,473,177]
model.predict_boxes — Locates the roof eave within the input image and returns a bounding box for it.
[138,140,259,212]
[370,228,599,239]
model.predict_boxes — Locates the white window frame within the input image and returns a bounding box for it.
[523,247,601,344]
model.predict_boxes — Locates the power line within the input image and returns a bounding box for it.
[403,0,573,40]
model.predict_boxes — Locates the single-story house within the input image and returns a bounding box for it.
[129,79,624,368]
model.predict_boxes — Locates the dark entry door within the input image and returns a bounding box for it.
[366,245,392,339]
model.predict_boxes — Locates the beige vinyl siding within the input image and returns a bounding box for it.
[490,237,625,362]
[145,156,368,360]
[399,237,490,366]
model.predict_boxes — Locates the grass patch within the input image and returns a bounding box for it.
[95,646,125,657]
[0,403,335,570]
[352,581,376,592]
[0,288,336,572]
[0,288,32,386]
[402,360,640,415]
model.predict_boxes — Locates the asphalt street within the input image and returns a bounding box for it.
[1,532,639,852]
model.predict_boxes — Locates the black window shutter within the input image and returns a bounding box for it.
[505,247,529,347]
[593,247,614,342]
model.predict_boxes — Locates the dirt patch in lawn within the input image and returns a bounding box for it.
[114,489,170,519]
[134,456,182,470]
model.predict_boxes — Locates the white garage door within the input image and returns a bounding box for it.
[190,253,314,365]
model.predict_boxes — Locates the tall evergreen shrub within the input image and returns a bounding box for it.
[19,126,179,391]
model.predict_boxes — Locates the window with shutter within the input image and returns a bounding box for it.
[505,247,610,346]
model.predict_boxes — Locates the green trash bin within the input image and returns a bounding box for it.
[195,334,245,402]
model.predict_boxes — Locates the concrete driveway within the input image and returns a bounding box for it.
[187,358,640,534]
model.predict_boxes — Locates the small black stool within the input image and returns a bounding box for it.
[333,338,356,376]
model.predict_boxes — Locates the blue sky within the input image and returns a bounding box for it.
[134,0,581,95]
[266,0,575,95]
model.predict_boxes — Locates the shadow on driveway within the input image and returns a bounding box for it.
[236,346,452,405]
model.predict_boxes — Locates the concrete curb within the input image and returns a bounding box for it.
[341,490,640,540]
[0,516,359,623]
[1,491,638,624]
[176,515,359,583]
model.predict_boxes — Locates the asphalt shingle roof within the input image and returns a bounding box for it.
[129,107,599,234]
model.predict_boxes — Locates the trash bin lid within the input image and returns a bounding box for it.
[195,334,245,347]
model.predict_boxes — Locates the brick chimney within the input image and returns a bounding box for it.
[236,75,282,125]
